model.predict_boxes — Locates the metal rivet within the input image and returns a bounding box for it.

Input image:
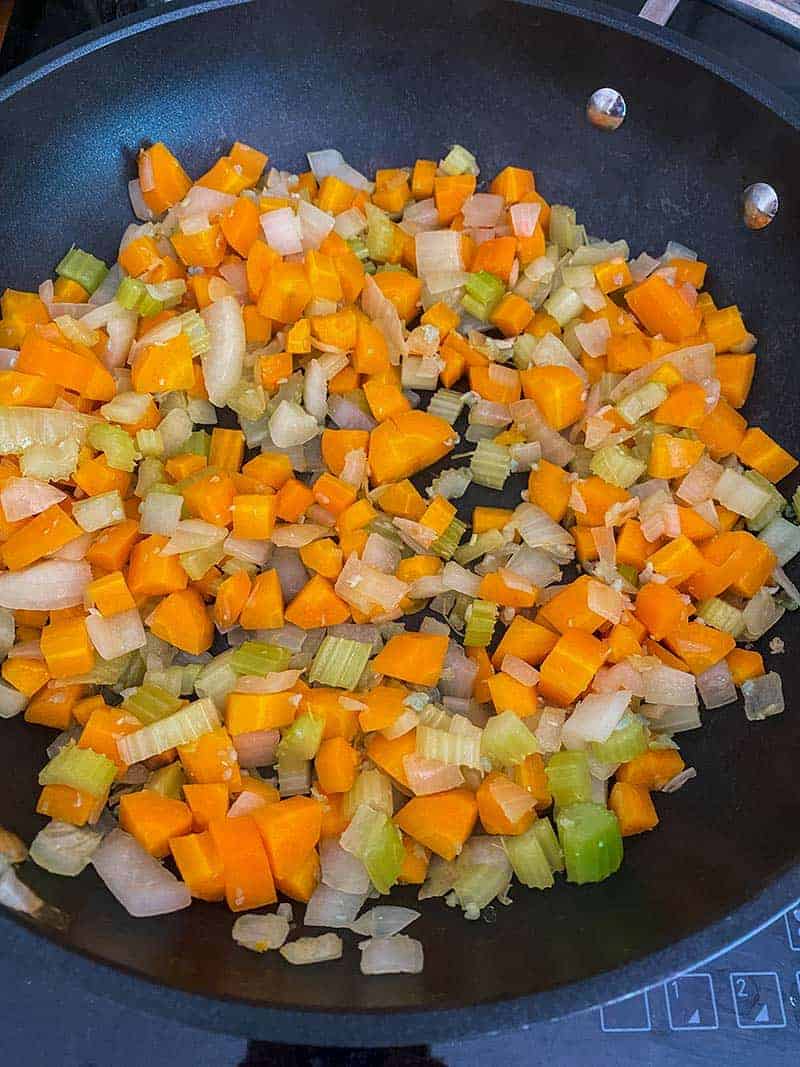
[587,88,626,131]
[742,182,778,230]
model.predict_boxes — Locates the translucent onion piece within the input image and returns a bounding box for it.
[359,935,424,975]
[0,477,66,522]
[0,559,92,610]
[29,820,103,876]
[320,837,371,895]
[304,883,367,928]
[200,296,245,407]
[86,608,146,660]
[91,829,191,917]
[403,754,465,795]
[280,933,343,965]
[562,691,632,749]
[232,729,280,769]
[641,664,697,707]
[696,660,737,709]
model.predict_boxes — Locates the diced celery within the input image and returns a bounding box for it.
[548,205,581,253]
[440,144,479,176]
[230,641,292,676]
[463,598,498,648]
[470,439,511,490]
[143,665,184,697]
[462,271,505,320]
[481,710,538,766]
[195,651,239,708]
[347,236,370,262]
[365,204,397,263]
[512,333,537,369]
[556,802,623,884]
[427,389,467,425]
[545,751,592,808]
[589,443,646,489]
[227,379,267,421]
[589,714,647,765]
[744,471,784,532]
[116,276,162,316]
[453,838,512,912]
[277,712,325,761]
[308,636,371,689]
[72,490,125,533]
[531,817,565,871]
[123,683,183,725]
[180,662,204,696]
[136,429,164,458]
[344,768,394,819]
[87,422,137,472]
[615,382,668,426]
[427,466,472,501]
[56,247,108,294]
[543,285,584,326]
[145,762,185,799]
[135,457,166,498]
[759,515,800,566]
[277,753,311,797]
[20,437,80,482]
[696,597,745,637]
[180,541,225,581]
[431,517,467,560]
[503,826,555,889]
[177,310,210,357]
[342,805,404,895]
[183,430,211,457]
[453,528,506,565]
[416,723,482,769]
[38,741,116,799]
[118,699,219,764]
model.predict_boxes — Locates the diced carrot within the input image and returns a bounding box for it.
[225,689,299,735]
[169,831,225,902]
[491,615,558,668]
[609,782,659,836]
[78,707,140,774]
[486,672,537,717]
[397,834,430,885]
[735,427,798,483]
[372,632,448,687]
[284,574,350,629]
[726,648,765,686]
[366,730,417,789]
[625,275,701,342]
[538,629,607,707]
[616,749,684,790]
[664,621,735,675]
[477,771,536,835]
[635,582,688,641]
[697,399,747,459]
[314,736,360,794]
[538,575,604,634]
[148,588,213,654]
[239,570,284,630]
[118,790,193,858]
[178,726,242,793]
[208,814,277,911]
[394,788,478,861]
[183,782,230,831]
[715,353,755,409]
[37,783,104,826]
[252,796,322,881]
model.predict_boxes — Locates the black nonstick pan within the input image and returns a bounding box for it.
[0,0,799,1047]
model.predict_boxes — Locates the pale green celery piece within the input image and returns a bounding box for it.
[545,750,592,807]
[589,443,646,489]
[136,428,164,458]
[28,821,102,876]
[349,809,405,894]
[453,840,512,911]
[470,439,511,490]
[195,651,240,708]
[503,826,555,889]
[427,389,467,425]
[416,723,483,769]
[544,285,584,328]
[221,558,258,578]
[123,683,183,725]
[556,802,623,884]
[277,712,325,761]
[344,767,394,819]
[56,653,132,689]
[118,699,220,764]
[178,310,210,356]
[116,276,147,311]
[146,279,186,309]
[110,651,146,693]
[427,467,472,501]
[431,517,467,560]
[615,381,668,426]
[512,333,537,369]
[38,742,116,799]
[440,144,478,176]
[745,471,785,532]
[548,205,581,253]
[20,437,80,481]
[72,490,125,533]
[696,596,745,637]
[616,562,639,588]
[589,713,648,765]
[143,665,184,697]
[453,528,506,566]
[56,247,108,293]
[568,444,593,478]
[135,457,165,498]
[367,513,404,547]
[463,599,498,648]
[183,430,211,457]
[365,204,396,263]
[180,662,204,696]
[145,762,186,799]
[227,379,267,421]
[481,710,538,766]
[461,271,504,320]
[346,236,370,262]
[88,421,137,473]
[230,641,292,676]
[180,541,225,581]
[531,817,565,872]
[308,636,371,689]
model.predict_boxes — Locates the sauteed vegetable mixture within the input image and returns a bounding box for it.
[0,141,795,973]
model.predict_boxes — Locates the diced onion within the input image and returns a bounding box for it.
[280,933,343,965]
[562,691,632,749]
[233,912,289,952]
[86,608,146,660]
[304,883,367,928]
[641,664,697,706]
[359,935,424,975]
[200,296,245,407]
[403,754,465,795]
[232,729,280,768]
[92,829,191,917]
[0,559,92,610]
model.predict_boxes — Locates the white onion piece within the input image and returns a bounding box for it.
[328,395,376,431]
[334,206,367,239]
[233,912,289,952]
[696,659,737,709]
[235,672,303,695]
[128,179,154,221]
[501,655,539,687]
[86,608,146,660]
[218,260,248,299]
[359,935,424,975]
[587,578,622,623]
[103,309,138,369]
[281,933,343,965]
[641,664,697,706]
[562,691,632,749]
[30,820,103,877]
[200,296,245,407]
[506,544,561,587]
[350,906,419,938]
[510,399,575,466]
[533,332,588,383]
[261,206,303,254]
[161,519,226,556]
[661,766,697,793]
[0,560,92,610]
[232,729,280,768]
[223,536,271,565]
[92,829,191,917]
[401,197,439,233]
[335,554,409,615]
[174,185,236,221]
[226,791,268,819]
[271,524,327,548]
[677,454,723,505]
[361,532,401,574]
[772,565,800,608]
[415,230,464,279]
[319,838,371,895]
[592,660,645,697]
[574,318,611,358]
[0,348,19,370]
[303,359,328,422]
[462,193,504,228]
[0,477,66,522]
[509,201,541,237]
[442,561,481,597]
[611,343,715,402]
[269,401,320,448]
[298,200,335,251]
[361,275,407,363]
[304,883,367,928]
[403,754,465,795]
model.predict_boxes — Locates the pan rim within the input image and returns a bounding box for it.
[0,0,799,1045]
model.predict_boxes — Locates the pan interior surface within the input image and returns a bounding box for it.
[0,0,799,1041]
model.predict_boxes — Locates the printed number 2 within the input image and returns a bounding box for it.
[735,978,747,998]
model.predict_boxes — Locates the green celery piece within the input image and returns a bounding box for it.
[463,598,498,648]
[116,276,147,311]
[38,742,116,799]
[88,422,137,473]
[545,750,592,807]
[362,813,405,894]
[589,443,646,489]
[453,839,511,911]
[344,767,394,819]
[556,802,623,884]
[431,517,467,560]
[180,662,204,695]
[230,641,292,676]
[427,389,467,425]
[346,236,370,262]
[440,144,478,176]
[589,714,648,765]
[503,826,555,889]
[481,710,538,766]
[183,430,211,457]
[277,712,324,761]
[462,271,504,319]
[308,636,371,689]
[195,651,239,708]
[56,247,108,293]
[180,541,225,581]
[531,817,565,872]
[745,471,784,532]
[696,596,745,637]
[470,439,511,490]
[123,683,183,725]
[145,762,185,798]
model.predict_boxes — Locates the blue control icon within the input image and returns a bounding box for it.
[729,972,786,1029]
[599,991,651,1033]
[664,975,719,1031]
